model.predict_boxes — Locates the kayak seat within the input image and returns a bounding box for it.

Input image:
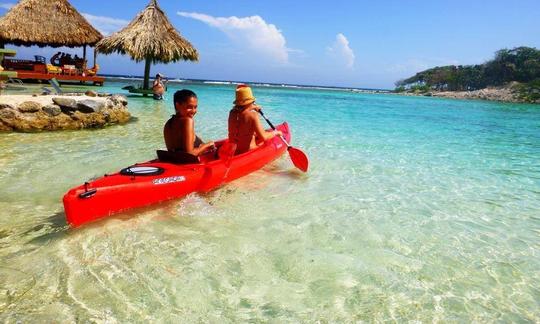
[156,150,200,164]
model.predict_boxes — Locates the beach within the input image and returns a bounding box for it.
[0,81,539,321]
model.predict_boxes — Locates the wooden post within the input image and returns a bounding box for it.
[143,57,151,91]
[93,48,97,68]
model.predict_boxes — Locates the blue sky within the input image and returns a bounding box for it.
[1,0,540,89]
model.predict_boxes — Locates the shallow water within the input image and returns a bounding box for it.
[1,82,539,322]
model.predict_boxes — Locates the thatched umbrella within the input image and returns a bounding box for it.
[0,0,102,62]
[96,0,198,91]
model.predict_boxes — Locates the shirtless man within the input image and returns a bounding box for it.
[163,89,214,156]
[152,73,167,100]
[228,85,282,155]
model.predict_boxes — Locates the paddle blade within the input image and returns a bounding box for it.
[288,147,309,172]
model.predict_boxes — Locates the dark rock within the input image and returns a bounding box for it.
[98,93,112,97]
[18,101,42,113]
[85,90,98,97]
[52,97,78,111]
[0,103,15,110]
[43,104,62,116]
[110,94,128,106]
[77,99,105,113]
[0,108,16,120]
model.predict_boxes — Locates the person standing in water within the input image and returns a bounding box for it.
[228,85,282,155]
[152,73,167,100]
[164,89,215,156]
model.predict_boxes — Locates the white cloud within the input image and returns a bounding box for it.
[178,11,289,64]
[82,13,129,36]
[327,33,355,69]
[0,3,14,9]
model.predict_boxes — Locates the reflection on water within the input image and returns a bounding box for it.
[0,82,539,321]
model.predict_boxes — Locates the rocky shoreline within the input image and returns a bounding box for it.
[398,85,540,104]
[0,92,131,132]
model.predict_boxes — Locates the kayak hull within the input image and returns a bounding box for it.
[63,122,291,227]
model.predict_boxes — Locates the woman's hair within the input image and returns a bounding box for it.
[174,89,197,105]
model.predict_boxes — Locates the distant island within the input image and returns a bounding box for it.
[395,46,540,103]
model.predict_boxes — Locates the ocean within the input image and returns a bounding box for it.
[0,80,539,322]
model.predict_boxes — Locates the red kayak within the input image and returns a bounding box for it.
[63,122,291,227]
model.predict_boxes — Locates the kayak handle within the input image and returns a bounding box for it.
[79,188,97,199]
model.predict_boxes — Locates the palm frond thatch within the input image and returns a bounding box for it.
[95,0,198,63]
[0,0,102,47]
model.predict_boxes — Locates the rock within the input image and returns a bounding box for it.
[81,112,106,128]
[110,94,128,106]
[0,103,15,110]
[18,101,42,113]
[77,99,105,113]
[98,93,112,97]
[85,90,98,97]
[52,97,78,111]
[43,104,62,116]
[0,107,16,120]
[0,121,11,131]
[1,94,131,132]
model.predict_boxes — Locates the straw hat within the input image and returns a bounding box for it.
[234,84,256,105]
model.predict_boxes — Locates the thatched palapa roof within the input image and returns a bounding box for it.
[0,0,102,47]
[95,0,198,63]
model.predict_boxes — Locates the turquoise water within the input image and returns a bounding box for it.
[1,81,539,322]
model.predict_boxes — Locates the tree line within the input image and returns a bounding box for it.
[395,46,540,92]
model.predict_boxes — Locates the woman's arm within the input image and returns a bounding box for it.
[180,118,214,156]
[252,112,282,141]
[192,141,215,156]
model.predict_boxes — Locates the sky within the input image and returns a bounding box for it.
[1,0,540,89]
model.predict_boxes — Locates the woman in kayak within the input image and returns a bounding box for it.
[228,85,282,155]
[164,89,215,156]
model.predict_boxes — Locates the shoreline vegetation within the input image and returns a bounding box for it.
[394,46,540,104]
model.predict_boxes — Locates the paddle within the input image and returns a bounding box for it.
[258,110,309,172]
